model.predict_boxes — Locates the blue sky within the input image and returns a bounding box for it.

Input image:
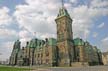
[0,0,108,61]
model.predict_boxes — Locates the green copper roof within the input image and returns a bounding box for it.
[73,38,84,46]
[37,40,42,48]
[13,39,21,50]
[28,38,37,48]
[85,46,93,54]
[48,38,57,46]
[97,49,101,53]
[26,42,29,47]
[92,46,98,52]
[85,41,90,46]
[57,7,70,18]
[28,38,46,48]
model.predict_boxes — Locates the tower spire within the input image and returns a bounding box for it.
[56,0,70,18]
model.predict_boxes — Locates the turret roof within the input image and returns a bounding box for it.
[56,7,70,19]
[73,38,84,46]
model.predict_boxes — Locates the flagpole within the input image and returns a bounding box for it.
[33,32,36,38]
[61,0,64,7]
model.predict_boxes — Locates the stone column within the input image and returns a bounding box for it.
[79,45,89,66]
[79,46,85,62]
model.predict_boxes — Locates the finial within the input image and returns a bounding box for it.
[62,0,64,8]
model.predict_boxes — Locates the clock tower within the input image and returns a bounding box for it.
[55,1,74,66]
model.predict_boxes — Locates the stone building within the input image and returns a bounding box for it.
[84,42,103,65]
[102,52,108,65]
[9,40,21,65]
[9,3,103,67]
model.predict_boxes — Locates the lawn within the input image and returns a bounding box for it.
[0,66,32,71]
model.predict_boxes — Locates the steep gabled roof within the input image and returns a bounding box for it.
[28,38,37,48]
[56,7,70,19]
[73,38,84,46]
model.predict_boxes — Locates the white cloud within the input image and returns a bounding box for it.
[92,32,98,38]
[0,28,18,41]
[0,7,12,26]
[69,0,108,39]
[0,28,18,61]
[18,29,33,47]
[101,36,108,52]
[90,0,108,17]
[102,37,108,42]
[13,0,81,40]
[13,0,108,40]
[71,5,93,39]
[13,0,59,40]
[0,42,14,61]
[19,29,31,39]
[0,53,2,55]
[91,0,108,8]
[38,33,56,39]
[98,22,105,28]
[0,7,19,61]
[69,0,77,3]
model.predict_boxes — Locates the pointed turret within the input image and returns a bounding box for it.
[56,0,71,19]
[57,7,70,18]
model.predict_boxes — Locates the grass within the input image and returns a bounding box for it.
[0,65,32,71]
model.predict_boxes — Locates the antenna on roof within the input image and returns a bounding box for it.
[18,32,20,41]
